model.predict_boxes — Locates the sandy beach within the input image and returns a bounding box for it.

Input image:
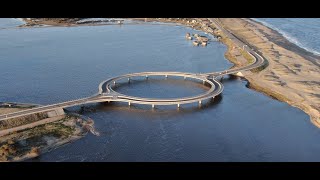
[213,18,320,127]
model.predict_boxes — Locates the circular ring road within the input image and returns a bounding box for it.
[98,71,223,106]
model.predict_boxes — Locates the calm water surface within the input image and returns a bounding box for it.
[0,19,319,161]
[0,18,24,29]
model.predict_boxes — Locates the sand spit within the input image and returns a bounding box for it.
[215,18,320,126]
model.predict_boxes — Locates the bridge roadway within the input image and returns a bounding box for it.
[0,18,265,121]
[207,18,266,76]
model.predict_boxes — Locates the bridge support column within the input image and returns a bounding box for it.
[113,81,116,85]
[152,104,155,109]
[199,100,202,105]
[202,80,205,85]
[165,75,168,78]
[184,76,186,80]
[128,102,131,106]
[146,75,148,79]
[177,104,180,108]
[128,78,130,82]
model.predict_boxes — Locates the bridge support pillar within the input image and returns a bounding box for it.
[177,104,180,108]
[113,81,116,85]
[128,78,130,82]
[146,75,148,79]
[184,76,186,80]
[202,80,205,85]
[152,104,155,109]
[165,75,168,78]
[199,100,202,105]
[128,102,131,106]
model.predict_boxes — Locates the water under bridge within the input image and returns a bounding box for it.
[0,18,266,124]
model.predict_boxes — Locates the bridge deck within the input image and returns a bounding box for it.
[0,18,265,121]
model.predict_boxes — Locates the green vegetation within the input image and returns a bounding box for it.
[0,143,16,161]
[240,49,255,64]
[222,37,241,66]
[0,112,48,130]
[24,116,75,137]
[0,114,81,162]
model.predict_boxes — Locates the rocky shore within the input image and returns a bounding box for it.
[0,103,97,162]
[20,18,125,27]
[21,18,82,27]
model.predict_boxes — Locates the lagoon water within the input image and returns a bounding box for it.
[1,19,320,161]
[0,18,24,29]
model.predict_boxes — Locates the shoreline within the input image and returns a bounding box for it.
[19,18,131,28]
[252,18,320,57]
[18,18,320,65]
[140,18,319,127]
[212,18,319,127]
[17,18,320,64]
[6,18,320,126]
[249,18,320,67]
[0,102,94,162]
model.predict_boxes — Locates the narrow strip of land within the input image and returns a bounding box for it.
[213,18,320,126]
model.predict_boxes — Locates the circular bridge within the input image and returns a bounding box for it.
[95,44,265,108]
[98,72,224,107]
[0,18,266,121]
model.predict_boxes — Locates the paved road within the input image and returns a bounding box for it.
[207,18,265,77]
[0,18,265,121]
[99,71,223,106]
[0,95,103,121]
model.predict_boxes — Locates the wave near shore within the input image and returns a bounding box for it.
[252,18,320,56]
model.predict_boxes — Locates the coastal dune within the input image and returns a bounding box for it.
[217,18,320,126]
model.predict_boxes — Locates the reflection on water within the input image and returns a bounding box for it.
[113,77,210,99]
[1,19,320,162]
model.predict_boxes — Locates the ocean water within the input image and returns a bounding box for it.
[1,19,320,161]
[254,18,320,56]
